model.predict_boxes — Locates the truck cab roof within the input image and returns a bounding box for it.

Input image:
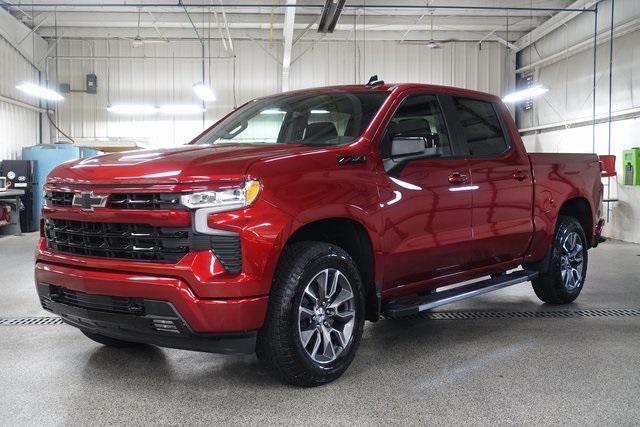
[274,82,502,103]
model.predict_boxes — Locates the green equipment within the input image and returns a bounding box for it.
[623,148,640,186]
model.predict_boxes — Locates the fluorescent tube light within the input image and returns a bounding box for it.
[193,83,216,102]
[107,104,157,115]
[310,109,330,114]
[16,82,64,101]
[502,85,549,103]
[159,104,206,115]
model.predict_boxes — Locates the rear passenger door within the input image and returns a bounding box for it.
[450,96,534,267]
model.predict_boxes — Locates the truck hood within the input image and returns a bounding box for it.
[46,143,317,186]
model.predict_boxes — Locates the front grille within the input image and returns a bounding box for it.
[44,219,191,263]
[45,191,183,209]
[45,286,145,315]
[108,193,182,210]
[210,235,242,273]
[45,191,74,207]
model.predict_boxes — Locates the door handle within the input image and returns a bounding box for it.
[512,169,528,181]
[448,172,468,185]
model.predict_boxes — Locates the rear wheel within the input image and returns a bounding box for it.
[81,330,139,348]
[532,216,588,304]
[257,241,365,386]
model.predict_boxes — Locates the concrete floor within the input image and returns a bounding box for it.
[1,233,640,425]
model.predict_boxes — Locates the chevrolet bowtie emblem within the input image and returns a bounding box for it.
[72,192,108,211]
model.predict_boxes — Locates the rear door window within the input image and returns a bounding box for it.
[452,97,509,157]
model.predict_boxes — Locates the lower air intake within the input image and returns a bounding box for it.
[152,319,180,333]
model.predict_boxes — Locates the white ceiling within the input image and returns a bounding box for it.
[4,0,584,45]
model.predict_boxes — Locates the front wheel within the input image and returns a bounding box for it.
[532,215,588,304]
[257,242,365,386]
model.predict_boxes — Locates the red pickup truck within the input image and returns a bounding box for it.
[36,82,604,386]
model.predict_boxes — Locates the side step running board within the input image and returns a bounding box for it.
[382,270,539,318]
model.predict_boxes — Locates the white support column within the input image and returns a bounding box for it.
[281,0,296,92]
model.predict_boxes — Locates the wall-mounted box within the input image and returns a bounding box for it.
[623,148,640,186]
[86,74,97,94]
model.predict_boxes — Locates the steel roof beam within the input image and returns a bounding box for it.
[514,0,599,52]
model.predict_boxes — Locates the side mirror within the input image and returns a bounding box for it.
[390,136,427,158]
[384,135,441,174]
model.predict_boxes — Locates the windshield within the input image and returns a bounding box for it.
[195,91,388,146]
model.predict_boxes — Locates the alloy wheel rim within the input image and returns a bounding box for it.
[298,268,356,364]
[560,231,584,291]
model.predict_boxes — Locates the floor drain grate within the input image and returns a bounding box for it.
[421,308,640,320]
[0,317,64,326]
[2,309,640,326]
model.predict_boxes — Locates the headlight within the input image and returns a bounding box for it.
[180,180,261,212]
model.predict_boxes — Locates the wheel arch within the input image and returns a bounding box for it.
[557,197,593,247]
[525,196,594,274]
[281,217,381,321]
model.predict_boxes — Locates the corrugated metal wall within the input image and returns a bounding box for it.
[52,39,280,147]
[518,0,640,243]
[291,40,509,95]
[52,38,510,148]
[0,36,40,160]
[518,0,640,130]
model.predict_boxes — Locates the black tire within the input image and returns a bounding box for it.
[256,241,366,387]
[81,330,140,348]
[532,215,588,304]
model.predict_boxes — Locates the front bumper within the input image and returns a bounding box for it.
[38,283,256,354]
[35,261,269,335]
[35,188,294,352]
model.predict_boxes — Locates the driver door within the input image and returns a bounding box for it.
[379,93,474,292]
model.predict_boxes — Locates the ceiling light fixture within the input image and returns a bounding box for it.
[502,85,549,103]
[317,0,346,33]
[192,83,216,102]
[16,82,64,101]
